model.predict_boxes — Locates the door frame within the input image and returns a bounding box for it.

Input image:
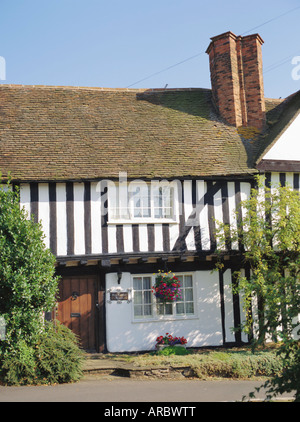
[95,270,106,353]
[55,267,106,353]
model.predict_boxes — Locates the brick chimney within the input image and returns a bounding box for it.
[206,31,265,130]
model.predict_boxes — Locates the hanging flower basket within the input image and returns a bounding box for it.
[152,271,182,302]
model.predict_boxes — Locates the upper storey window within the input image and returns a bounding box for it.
[108,180,180,223]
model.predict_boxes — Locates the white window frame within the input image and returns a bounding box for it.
[132,275,153,320]
[108,180,180,224]
[132,273,196,322]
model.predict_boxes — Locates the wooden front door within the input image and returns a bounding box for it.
[57,275,97,351]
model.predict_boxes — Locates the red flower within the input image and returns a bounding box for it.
[155,333,187,347]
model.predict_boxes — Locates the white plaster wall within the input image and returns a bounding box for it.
[105,270,224,353]
[263,113,300,161]
[223,269,248,344]
[38,184,50,249]
[73,183,85,256]
[223,269,235,343]
[56,183,67,256]
[19,184,31,218]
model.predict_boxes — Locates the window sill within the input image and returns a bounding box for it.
[108,219,179,225]
[132,315,198,323]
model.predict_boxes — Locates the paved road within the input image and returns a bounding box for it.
[0,375,294,403]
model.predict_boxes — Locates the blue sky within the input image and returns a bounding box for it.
[0,0,299,98]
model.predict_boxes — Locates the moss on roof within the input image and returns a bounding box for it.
[0,85,297,182]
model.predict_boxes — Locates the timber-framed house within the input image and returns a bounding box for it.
[0,31,299,352]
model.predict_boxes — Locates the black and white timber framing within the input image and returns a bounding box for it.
[18,172,299,264]
[15,171,299,350]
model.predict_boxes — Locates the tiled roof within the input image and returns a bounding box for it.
[0,84,293,182]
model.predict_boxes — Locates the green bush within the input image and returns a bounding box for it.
[189,350,284,380]
[0,339,37,385]
[259,341,300,402]
[0,181,81,386]
[0,321,84,385]
[0,180,59,349]
[156,346,190,356]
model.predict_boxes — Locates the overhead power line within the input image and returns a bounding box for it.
[241,5,300,35]
[126,51,205,88]
[264,49,300,74]
[126,5,300,88]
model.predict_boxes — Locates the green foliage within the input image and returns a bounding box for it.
[219,176,300,343]
[260,340,300,402]
[0,180,60,349]
[215,175,300,400]
[129,347,283,379]
[0,321,84,385]
[0,179,83,385]
[0,339,36,385]
[156,346,190,356]
[34,321,84,384]
[190,350,283,380]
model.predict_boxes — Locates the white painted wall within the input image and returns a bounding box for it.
[56,183,67,256]
[263,113,300,161]
[73,183,85,256]
[105,270,224,353]
[19,183,31,218]
[223,269,248,344]
[223,269,235,343]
